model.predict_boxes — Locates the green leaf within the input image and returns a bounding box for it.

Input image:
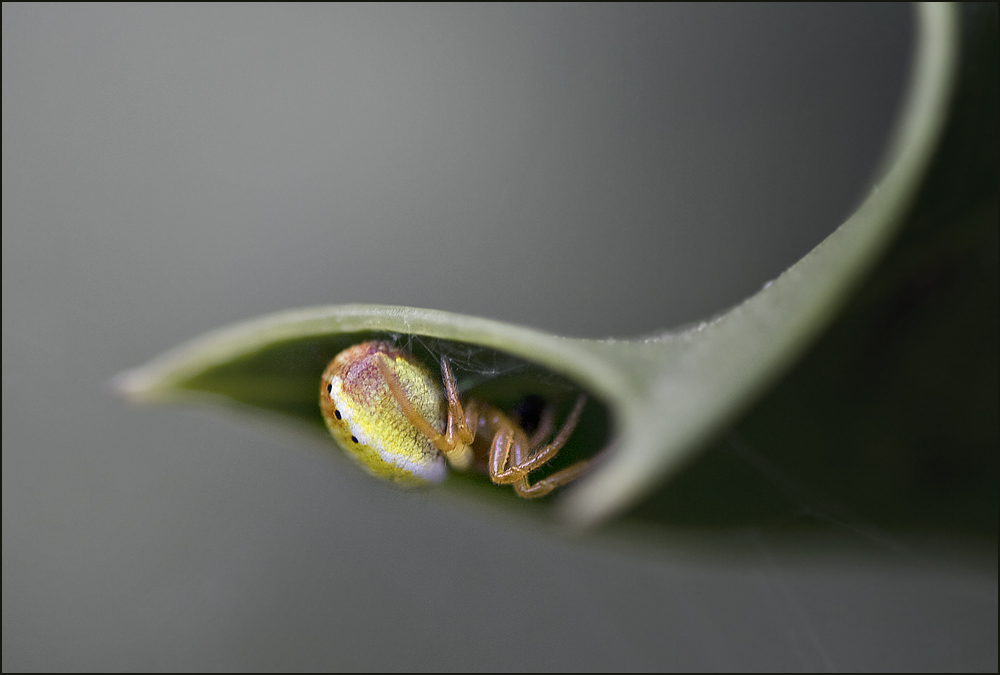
[117,5,987,532]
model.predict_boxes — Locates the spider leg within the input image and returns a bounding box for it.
[490,395,586,484]
[513,458,592,499]
[527,404,556,450]
[440,356,475,447]
[376,355,473,470]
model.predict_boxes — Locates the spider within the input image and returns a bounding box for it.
[319,341,591,498]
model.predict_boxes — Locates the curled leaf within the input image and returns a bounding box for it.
[116,4,962,528]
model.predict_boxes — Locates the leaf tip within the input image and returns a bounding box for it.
[108,366,167,403]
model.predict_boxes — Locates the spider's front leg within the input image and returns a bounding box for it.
[439,357,478,470]
[376,355,475,470]
[488,395,589,499]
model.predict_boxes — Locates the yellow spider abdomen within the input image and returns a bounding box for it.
[320,341,447,486]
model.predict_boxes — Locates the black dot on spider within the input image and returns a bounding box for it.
[351,436,358,443]
[334,409,342,419]
[327,383,333,394]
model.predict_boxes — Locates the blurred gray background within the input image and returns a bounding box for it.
[4,4,995,670]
